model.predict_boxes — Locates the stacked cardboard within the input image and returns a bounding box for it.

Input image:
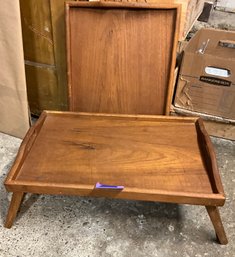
[174,28,235,121]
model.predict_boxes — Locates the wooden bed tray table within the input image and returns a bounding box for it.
[3,1,227,245]
[4,111,227,244]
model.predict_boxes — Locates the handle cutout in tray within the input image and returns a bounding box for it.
[205,66,231,78]
[95,182,124,190]
[219,40,235,49]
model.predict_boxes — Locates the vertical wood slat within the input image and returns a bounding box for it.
[20,0,57,114]
[20,0,55,64]
[50,0,70,111]
[20,0,73,114]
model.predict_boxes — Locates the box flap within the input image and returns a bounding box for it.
[185,28,235,59]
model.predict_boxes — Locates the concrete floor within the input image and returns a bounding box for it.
[0,132,234,257]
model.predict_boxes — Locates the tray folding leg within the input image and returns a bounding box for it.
[5,192,25,229]
[206,206,228,245]
[3,190,228,244]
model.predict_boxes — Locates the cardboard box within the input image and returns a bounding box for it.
[174,28,235,121]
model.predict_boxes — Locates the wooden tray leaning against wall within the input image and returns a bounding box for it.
[66,1,180,115]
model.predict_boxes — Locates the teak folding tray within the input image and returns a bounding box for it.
[4,1,227,245]
[66,1,180,115]
[4,111,227,244]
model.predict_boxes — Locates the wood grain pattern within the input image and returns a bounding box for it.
[66,2,180,115]
[195,118,225,196]
[20,0,54,64]
[5,111,225,206]
[50,0,69,111]
[24,64,59,114]
[20,0,73,114]
[103,0,205,40]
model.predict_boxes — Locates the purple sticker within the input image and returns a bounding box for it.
[95,182,124,190]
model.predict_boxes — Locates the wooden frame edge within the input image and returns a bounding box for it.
[4,111,48,186]
[42,110,198,122]
[196,118,225,198]
[5,181,225,206]
[65,2,73,111]
[165,4,181,115]
[66,1,180,9]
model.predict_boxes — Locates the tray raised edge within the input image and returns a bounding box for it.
[4,111,226,207]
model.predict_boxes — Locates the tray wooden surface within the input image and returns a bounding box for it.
[5,111,225,206]
[66,1,180,115]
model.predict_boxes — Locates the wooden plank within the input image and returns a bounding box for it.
[20,0,55,64]
[67,2,180,115]
[50,0,71,111]
[204,120,235,141]
[25,64,60,115]
[20,0,59,114]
